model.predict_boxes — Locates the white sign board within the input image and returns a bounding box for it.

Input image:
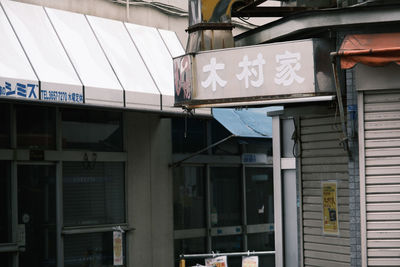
[113,231,123,266]
[174,39,334,107]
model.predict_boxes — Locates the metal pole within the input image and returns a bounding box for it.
[180,251,275,259]
[170,134,235,168]
[126,0,130,21]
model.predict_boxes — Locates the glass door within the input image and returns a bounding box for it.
[17,164,56,267]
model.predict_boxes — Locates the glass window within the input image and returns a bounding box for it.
[212,235,242,253]
[210,167,242,227]
[63,162,125,226]
[172,118,207,154]
[0,254,12,267]
[246,167,274,225]
[248,233,275,267]
[16,105,56,149]
[62,109,123,151]
[173,166,205,230]
[18,165,57,267]
[0,161,11,243]
[174,238,206,267]
[64,232,125,267]
[0,103,10,148]
[211,120,239,155]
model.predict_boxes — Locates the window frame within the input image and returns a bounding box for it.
[0,104,128,267]
[173,155,274,257]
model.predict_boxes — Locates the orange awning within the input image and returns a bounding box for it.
[338,33,400,69]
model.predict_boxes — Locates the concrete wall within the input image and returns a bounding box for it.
[125,111,173,267]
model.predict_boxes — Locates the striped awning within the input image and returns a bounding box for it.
[0,0,185,112]
[338,33,400,69]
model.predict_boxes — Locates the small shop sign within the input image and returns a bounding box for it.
[113,230,123,265]
[242,256,258,267]
[174,39,334,108]
[322,181,339,235]
[205,255,228,267]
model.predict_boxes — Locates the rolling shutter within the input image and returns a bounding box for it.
[362,90,400,266]
[300,111,351,267]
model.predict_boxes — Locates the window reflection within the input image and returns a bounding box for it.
[174,238,206,267]
[173,166,205,230]
[248,233,275,267]
[0,161,10,243]
[64,232,124,267]
[212,235,243,252]
[210,167,242,227]
[172,118,207,154]
[17,105,56,149]
[0,254,12,267]
[246,168,274,225]
[62,109,123,151]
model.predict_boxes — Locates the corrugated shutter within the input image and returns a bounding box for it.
[300,112,351,267]
[362,90,400,266]
[63,162,125,226]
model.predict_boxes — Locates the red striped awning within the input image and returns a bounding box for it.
[338,33,400,69]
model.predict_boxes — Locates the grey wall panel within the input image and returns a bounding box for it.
[362,90,400,266]
[300,112,351,266]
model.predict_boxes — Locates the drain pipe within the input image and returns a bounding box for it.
[330,52,350,154]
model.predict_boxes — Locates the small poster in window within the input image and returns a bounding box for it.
[322,181,339,235]
[205,256,228,267]
[113,231,123,265]
[242,256,258,267]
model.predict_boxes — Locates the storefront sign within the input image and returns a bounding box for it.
[113,231,123,265]
[205,256,228,267]
[322,181,339,235]
[242,256,258,267]
[0,79,38,100]
[174,39,335,108]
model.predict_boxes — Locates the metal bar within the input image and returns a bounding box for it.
[56,161,64,267]
[331,56,349,152]
[0,243,18,253]
[170,134,236,168]
[187,95,336,109]
[235,5,400,47]
[232,6,316,18]
[272,115,283,267]
[234,0,268,11]
[206,164,212,252]
[181,250,275,259]
[62,224,133,235]
[242,165,248,251]
[295,116,305,267]
[358,91,367,267]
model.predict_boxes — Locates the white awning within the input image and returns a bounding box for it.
[0,0,187,113]
[45,7,124,107]
[125,23,176,111]
[0,5,38,100]
[1,0,82,103]
[87,15,161,110]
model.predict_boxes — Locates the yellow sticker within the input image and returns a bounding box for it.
[322,182,339,235]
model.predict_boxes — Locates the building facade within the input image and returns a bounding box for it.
[0,1,275,267]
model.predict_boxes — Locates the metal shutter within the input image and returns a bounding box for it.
[362,90,400,266]
[300,112,351,267]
